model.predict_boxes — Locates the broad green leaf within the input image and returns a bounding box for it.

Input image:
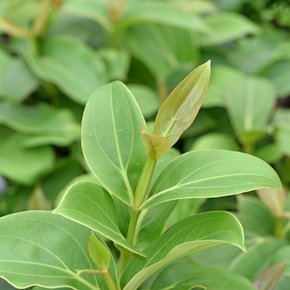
[191,133,239,151]
[0,102,80,146]
[3,58,38,102]
[54,181,141,255]
[224,76,275,141]
[122,211,245,289]
[169,0,218,15]
[255,143,284,164]
[254,261,287,290]
[120,1,209,32]
[230,239,287,280]
[61,0,111,30]
[237,195,276,238]
[82,81,147,205]
[144,61,210,159]
[127,84,159,118]
[0,211,100,289]
[142,150,281,209]
[0,133,54,185]
[27,35,107,104]
[271,246,290,278]
[149,259,255,290]
[88,233,110,270]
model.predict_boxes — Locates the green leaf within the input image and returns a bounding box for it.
[200,13,258,46]
[0,48,12,97]
[143,61,210,159]
[81,81,147,205]
[142,150,281,209]
[27,35,107,104]
[0,102,80,146]
[0,133,54,185]
[54,181,141,255]
[122,211,245,289]
[149,259,255,290]
[3,58,38,102]
[88,233,110,270]
[274,109,290,156]
[121,1,209,32]
[0,211,99,289]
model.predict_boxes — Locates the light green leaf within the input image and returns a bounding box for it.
[27,35,107,104]
[0,102,80,147]
[122,211,245,290]
[142,150,281,209]
[150,259,255,290]
[127,84,159,118]
[0,211,99,290]
[61,0,111,30]
[271,246,290,278]
[88,233,110,270]
[121,1,209,32]
[144,61,210,159]
[3,58,38,102]
[200,13,258,46]
[0,48,12,97]
[169,0,218,15]
[55,182,142,255]
[82,81,147,205]
[274,109,290,156]
[0,133,54,185]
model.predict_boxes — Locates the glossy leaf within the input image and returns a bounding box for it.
[0,102,80,147]
[27,35,106,104]
[122,211,245,289]
[0,211,99,289]
[142,150,281,209]
[149,259,255,290]
[144,61,210,158]
[0,133,54,185]
[121,1,209,32]
[54,182,141,254]
[81,81,147,205]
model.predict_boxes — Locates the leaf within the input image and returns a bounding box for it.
[121,1,209,32]
[27,35,107,104]
[0,211,100,289]
[122,211,245,289]
[3,58,38,102]
[0,102,80,147]
[0,133,54,185]
[142,150,281,209]
[254,261,287,290]
[54,181,142,255]
[144,61,210,159]
[0,48,12,97]
[81,81,147,205]
[88,233,110,270]
[200,13,258,46]
[274,109,290,156]
[149,259,255,290]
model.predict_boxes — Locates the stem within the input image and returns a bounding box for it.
[32,0,53,36]
[0,16,31,38]
[103,270,119,290]
[275,216,284,239]
[126,207,140,245]
[134,157,157,207]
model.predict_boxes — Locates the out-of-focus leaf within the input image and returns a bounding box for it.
[0,102,80,146]
[191,133,239,151]
[254,260,287,290]
[200,13,258,46]
[274,109,290,156]
[149,259,255,290]
[255,143,284,164]
[127,84,159,117]
[27,36,107,104]
[3,58,38,102]
[143,61,210,159]
[143,150,281,209]
[0,133,54,185]
[0,48,12,97]
[169,0,218,15]
[27,184,51,210]
[122,211,245,289]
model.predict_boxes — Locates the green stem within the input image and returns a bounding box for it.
[126,207,140,245]
[103,270,119,290]
[275,216,284,239]
[134,157,157,207]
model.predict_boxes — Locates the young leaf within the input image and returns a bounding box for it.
[0,211,99,290]
[54,182,142,255]
[142,150,281,209]
[122,211,245,289]
[88,233,110,270]
[81,81,147,205]
[143,61,210,158]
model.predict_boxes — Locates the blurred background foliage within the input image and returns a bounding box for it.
[1,0,290,289]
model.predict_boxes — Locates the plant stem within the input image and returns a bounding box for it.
[103,270,119,290]
[275,216,284,239]
[126,207,140,245]
[134,157,157,207]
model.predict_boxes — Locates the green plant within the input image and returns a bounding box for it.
[0,61,282,290]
